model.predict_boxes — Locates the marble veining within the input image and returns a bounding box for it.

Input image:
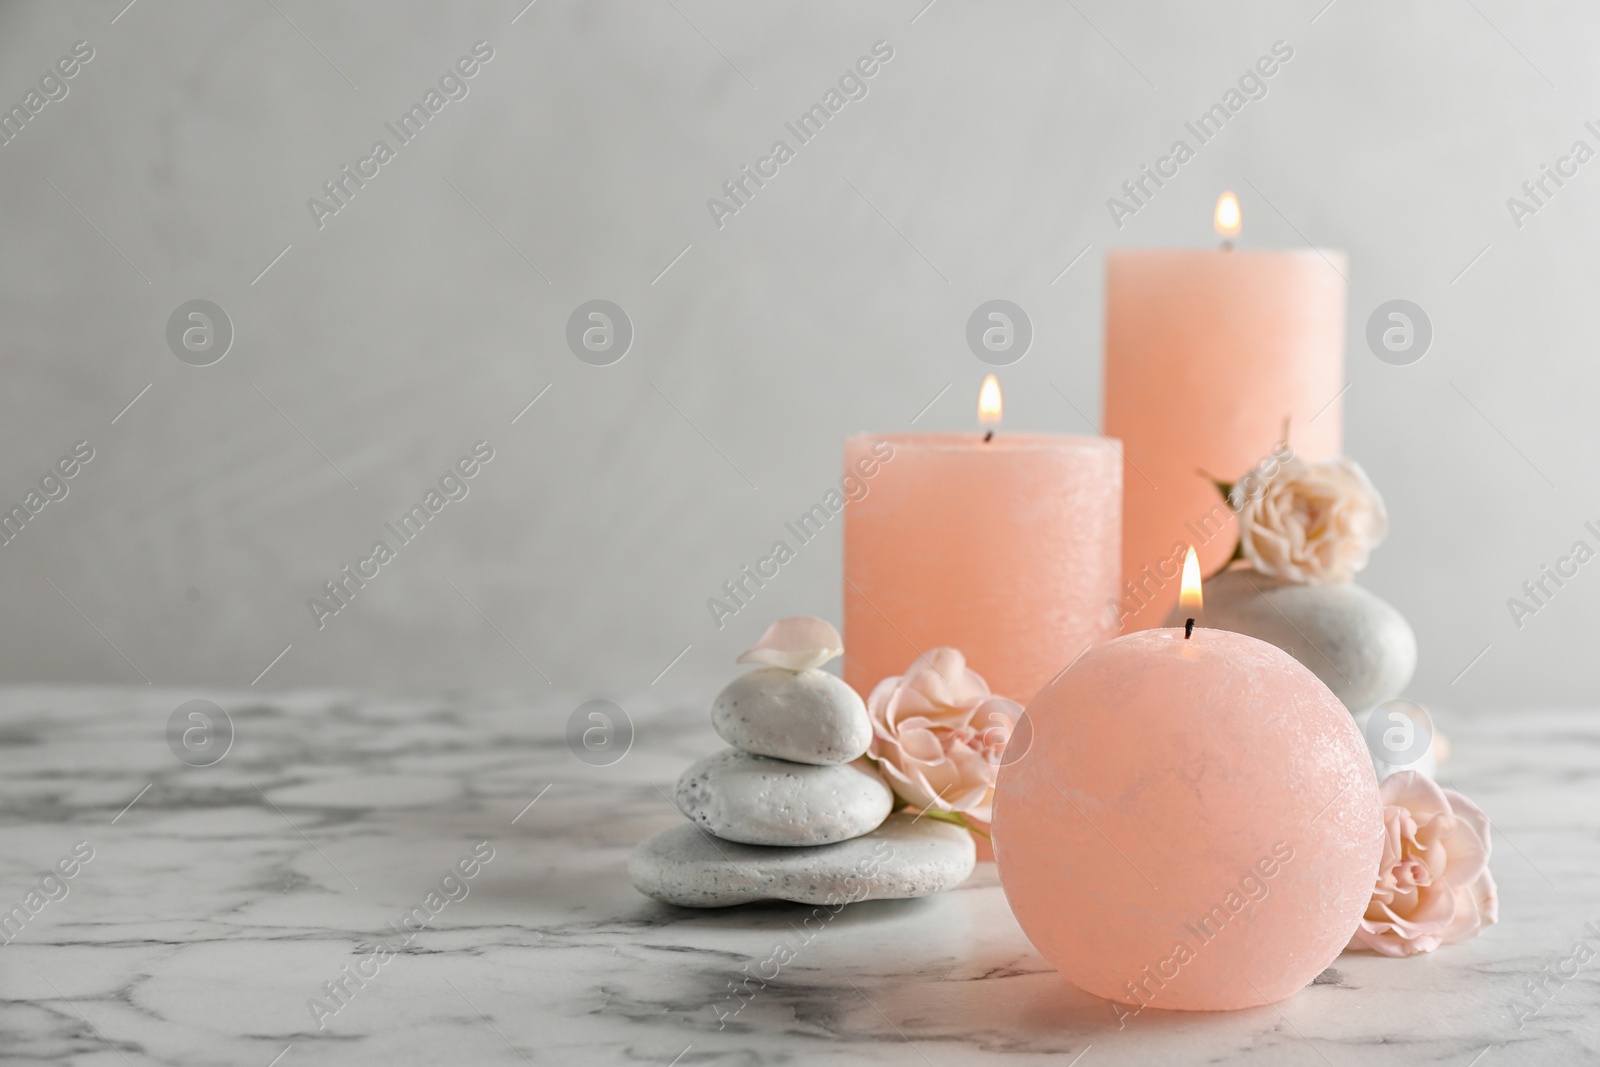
[0,687,1596,1065]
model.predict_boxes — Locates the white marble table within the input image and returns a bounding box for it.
[2,687,1596,1065]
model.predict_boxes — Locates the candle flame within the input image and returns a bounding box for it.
[979,375,1003,425]
[1179,546,1203,612]
[1214,191,1241,238]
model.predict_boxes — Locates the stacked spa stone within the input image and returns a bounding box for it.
[680,667,889,846]
[631,650,975,908]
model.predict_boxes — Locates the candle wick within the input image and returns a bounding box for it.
[1184,618,1196,639]
[1221,240,1233,253]
[983,430,994,442]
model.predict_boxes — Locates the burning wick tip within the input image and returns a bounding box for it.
[1184,618,1196,639]
[983,430,994,442]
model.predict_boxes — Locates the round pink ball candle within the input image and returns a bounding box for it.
[992,627,1382,1011]
[843,432,1121,704]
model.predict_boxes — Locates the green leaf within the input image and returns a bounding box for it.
[1196,468,1238,511]
[1202,537,1244,581]
[917,808,992,840]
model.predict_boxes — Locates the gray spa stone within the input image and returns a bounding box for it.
[711,667,872,765]
[1165,569,1417,715]
[629,812,976,908]
[674,749,892,847]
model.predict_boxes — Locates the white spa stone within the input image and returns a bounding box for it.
[629,811,976,908]
[1164,569,1417,715]
[711,667,872,765]
[674,749,892,847]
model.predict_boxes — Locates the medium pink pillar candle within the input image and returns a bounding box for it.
[843,433,1121,704]
[1105,249,1346,631]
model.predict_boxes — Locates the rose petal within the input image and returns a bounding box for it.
[971,698,1021,758]
[1443,789,1492,856]
[1411,814,1455,883]
[1348,925,1422,957]
[1441,870,1499,945]
[876,757,940,810]
[1380,771,1452,823]
[1402,883,1458,929]
[895,726,946,764]
[736,615,843,671]
[1377,809,1406,871]
[904,649,965,704]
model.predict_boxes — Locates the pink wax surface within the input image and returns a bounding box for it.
[843,433,1121,705]
[1105,249,1346,631]
[991,627,1382,1011]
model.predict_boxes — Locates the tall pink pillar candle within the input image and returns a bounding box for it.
[843,433,1122,704]
[1105,249,1346,631]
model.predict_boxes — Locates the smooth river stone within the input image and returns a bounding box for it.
[629,812,976,908]
[711,668,872,765]
[1164,569,1416,715]
[675,749,892,847]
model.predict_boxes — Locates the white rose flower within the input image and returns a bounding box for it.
[1238,457,1388,584]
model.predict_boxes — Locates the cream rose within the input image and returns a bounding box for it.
[1348,771,1498,958]
[1238,456,1388,584]
[864,648,1020,824]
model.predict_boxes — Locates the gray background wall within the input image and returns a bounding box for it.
[0,0,1592,713]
